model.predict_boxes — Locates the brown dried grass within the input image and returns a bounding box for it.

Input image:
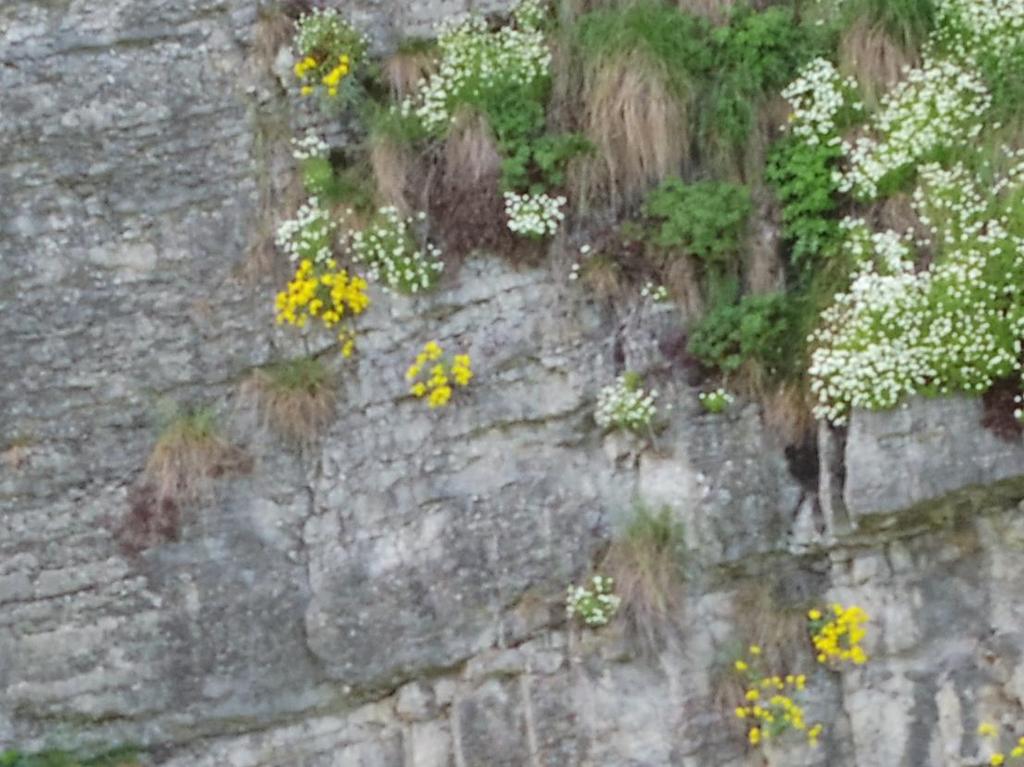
[662,256,705,319]
[600,506,687,655]
[251,4,295,72]
[762,382,816,447]
[370,132,416,214]
[840,18,917,106]
[237,360,335,446]
[143,411,247,506]
[382,49,435,100]
[427,109,516,258]
[571,52,692,213]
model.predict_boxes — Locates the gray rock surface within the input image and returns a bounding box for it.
[844,396,1024,522]
[3,1,1024,765]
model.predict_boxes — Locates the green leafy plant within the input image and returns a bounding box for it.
[766,135,845,278]
[688,293,799,380]
[841,0,936,53]
[238,357,335,445]
[645,179,752,274]
[0,746,139,767]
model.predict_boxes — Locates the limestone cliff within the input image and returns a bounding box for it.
[3,2,1024,766]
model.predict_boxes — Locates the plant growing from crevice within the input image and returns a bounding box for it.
[237,357,335,446]
[594,372,658,433]
[569,2,712,209]
[600,504,686,653]
[142,406,247,506]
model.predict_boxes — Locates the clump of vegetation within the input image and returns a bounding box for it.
[566,574,621,628]
[807,604,869,666]
[291,8,369,103]
[143,406,246,506]
[600,505,686,652]
[238,357,335,446]
[731,645,822,748]
[699,387,734,414]
[570,2,711,209]
[594,372,658,433]
[405,341,474,409]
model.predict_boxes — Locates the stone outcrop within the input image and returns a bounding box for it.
[3,1,1024,766]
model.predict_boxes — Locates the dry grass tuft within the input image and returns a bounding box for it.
[144,409,247,506]
[427,108,515,258]
[251,4,295,72]
[839,18,918,106]
[237,357,335,446]
[762,382,815,447]
[571,51,692,213]
[370,132,416,213]
[661,256,705,319]
[600,505,687,655]
[382,48,435,100]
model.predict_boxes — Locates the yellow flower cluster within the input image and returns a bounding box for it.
[293,53,352,97]
[808,604,869,666]
[275,258,370,356]
[979,723,1024,765]
[405,341,474,408]
[732,646,822,748]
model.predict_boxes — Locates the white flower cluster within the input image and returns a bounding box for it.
[698,388,734,414]
[595,374,658,432]
[935,0,1024,57]
[400,2,551,133]
[566,575,621,628]
[504,191,566,238]
[781,58,860,144]
[346,207,444,294]
[275,198,337,265]
[809,160,1024,424]
[837,58,990,199]
[640,282,669,302]
[294,8,368,58]
[291,131,330,161]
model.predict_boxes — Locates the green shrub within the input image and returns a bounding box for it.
[646,179,752,268]
[0,747,139,767]
[688,293,799,380]
[766,135,845,279]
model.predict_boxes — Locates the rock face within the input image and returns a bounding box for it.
[3,2,1024,766]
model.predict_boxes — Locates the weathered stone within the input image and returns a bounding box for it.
[844,396,1024,521]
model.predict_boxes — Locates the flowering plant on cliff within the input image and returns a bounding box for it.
[978,722,1024,765]
[699,388,734,414]
[345,207,444,294]
[732,645,822,749]
[504,191,566,238]
[807,604,869,666]
[275,258,370,357]
[405,341,474,408]
[276,198,337,266]
[399,0,551,134]
[566,574,620,628]
[595,373,658,433]
[292,9,368,101]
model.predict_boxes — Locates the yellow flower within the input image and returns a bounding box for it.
[808,608,822,620]
[734,660,748,672]
[1012,747,1023,758]
[428,385,452,408]
[406,364,422,381]
[980,723,999,738]
[735,707,748,719]
[748,727,761,746]
[749,645,761,656]
[341,339,355,358]
[424,341,443,360]
[745,689,759,701]
[411,382,427,397]
[991,753,1005,766]
[301,85,314,96]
